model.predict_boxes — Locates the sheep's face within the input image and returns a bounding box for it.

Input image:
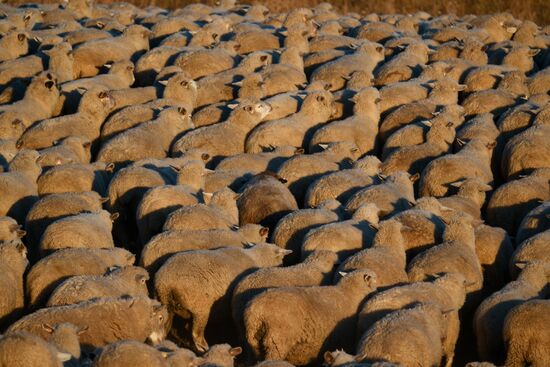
[148,303,170,344]
[233,101,272,122]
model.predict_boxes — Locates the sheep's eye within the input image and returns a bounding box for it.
[180,81,188,87]
[158,315,164,322]
[245,106,253,112]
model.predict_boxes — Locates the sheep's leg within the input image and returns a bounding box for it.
[191,313,209,353]
[443,351,454,367]
[505,340,526,367]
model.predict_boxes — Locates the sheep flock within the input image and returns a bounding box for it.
[1,0,550,366]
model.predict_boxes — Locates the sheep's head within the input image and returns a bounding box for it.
[228,100,272,125]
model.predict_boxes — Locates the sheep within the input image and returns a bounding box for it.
[17,89,115,151]
[36,136,92,168]
[473,261,550,364]
[0,139,18,170]
[232,249,337,342]
[26,247,134,309]
[271,200,341,264]
[0,42,73,87]
[172,100,271,164]
[39,210,117,255]
[244,90,335,153]
[304,156,382,208]
[172,44,238,80]
[335,219,408,288]
[24,190,106,259]
[47,265,149,307]
[377,79,430,116]
[194,51,271,108]
[0,331,65,367]
[0,239,28,328]
[277,141,361,204]
[154,243,289,352]
[358,272,468,366]
[97,106,193,166]
[42,322,86,361]
[355,302,449,367]
[344,171,417,217]
[309,87,380,155]
[71,24,151,78]
[380,118,457,177]
[502,45,540,73]
[0,31,30,62]
[389,197,450,258]
[515,201,550,245]
[408,212,483,309]
[438,178,493,219]
[474,224,515,295]
[0,149,41,224]
[502,299,550,367]
[301,203,379,262]
[162,187,238,232]
[310,42,385,91]
[237,172,298,230]
[374,42,431,86]
[37,162,114,196]
[135,162,205,246]
[509,230,550,278]
[243,269,376,365]
[419,138,495,197]
[215,145,299,174]
[140,223,268,272]
[94,340,168,367]
[0,72,60,137]
[501,121,550,180]
[0,216,25,242]
[8,296,169,349]
[527,66,550,95]
[61,60,135,97]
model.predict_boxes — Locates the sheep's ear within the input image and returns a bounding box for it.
[42,323,55,333]
[110,212,119,221]
[338,271,348,277]
[17,33,26,42]
[230,225,240,231]
[15,241,27,255]
[324,351,335,364]
[77,326,89,335]
[528,48,541,56]
[227,103,239,110]
[169,165,180,173]
[455,84,467,91]
[277,248,292,255]
[105,162,115,172]
[76,87,87,95]
[202,192,213,204]
[229,347,242,357]
[363,273,374,286]
[368,223,378,230]
[103,62,113,69]
[318,143,329,150]
[201,153,210,161]
[420,120,432,127]
[16,229,26,238]
[157,80,169,86]
[230,80,243,87]
[259,227,269,237]
[99,197,109,204]
[514,261,529,270]
[409,173,420,182]
[377,173,387,181]
[57,352,72,362]
[486,141,497,149]
[295,148,305,154]
[233,193,242,200]
[177,107,187,115]
[448,180,464,188]
[244,242,255,248]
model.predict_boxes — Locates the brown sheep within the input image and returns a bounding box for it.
[154,243,289,352]
[243,269,377,365]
